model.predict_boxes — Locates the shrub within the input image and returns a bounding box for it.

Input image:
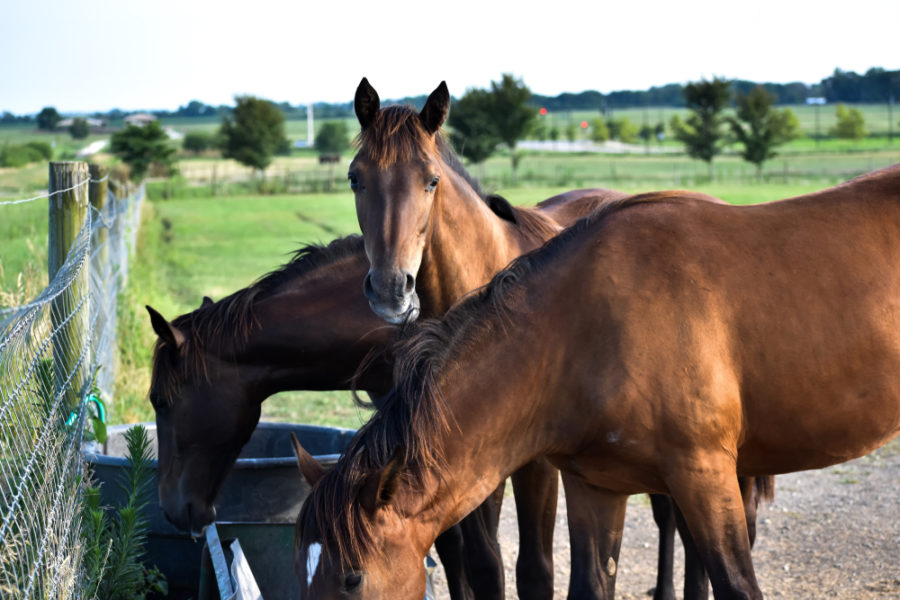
[182,131,213,154]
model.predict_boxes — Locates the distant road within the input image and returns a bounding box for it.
[518,140,678,154]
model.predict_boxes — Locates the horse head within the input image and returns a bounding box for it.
[350,77,450,324]
[292,435,430,600]
[146,305,262,537]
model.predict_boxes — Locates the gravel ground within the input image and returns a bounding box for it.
[430,438,899,599]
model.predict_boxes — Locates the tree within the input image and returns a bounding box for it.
[69,117,90,139]
[670,77,732,178]
[729,86,801,177]
[219,96,289,172]
[591,118,610,142]
[448,88,501,165]
[608,118,638,143]
[314,121,350,158]
[37,107,61,131]
[488,74,538,178]
[110,120,176,181]
[182,131,213,154]
[830,104,867,141]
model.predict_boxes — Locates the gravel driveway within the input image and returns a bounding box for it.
[430,438,899,599]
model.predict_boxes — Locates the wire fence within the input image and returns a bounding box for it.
[0,162,143,599]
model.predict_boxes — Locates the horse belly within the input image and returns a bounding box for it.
[737,387,900,475]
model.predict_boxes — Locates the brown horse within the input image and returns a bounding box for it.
[348,77,770,600]
[293,170,900,600]
[147,235,501,600]
[351,77,621,600]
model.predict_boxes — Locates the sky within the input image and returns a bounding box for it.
[2,0,899,115]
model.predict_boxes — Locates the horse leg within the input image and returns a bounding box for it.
[511,458,558,600]
[672,504,709,600]
[561,472,628,600]
[649,494,677,600]
[666,456,762,600]
[435,525,475,600]
[458,484,506,600]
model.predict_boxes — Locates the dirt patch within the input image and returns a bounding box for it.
[431,439,899,599]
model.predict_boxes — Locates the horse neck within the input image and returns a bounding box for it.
[399,331,561,537]
[236,261,395,397]
[416,170,530,317]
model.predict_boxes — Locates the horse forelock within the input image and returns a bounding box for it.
[356,105,441,170]
[151,236,365,405]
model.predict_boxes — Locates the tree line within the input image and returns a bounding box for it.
[5,67,897,128]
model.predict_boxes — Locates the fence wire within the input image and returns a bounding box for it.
[0,174,144,599]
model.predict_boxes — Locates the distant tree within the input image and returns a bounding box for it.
[110,120,176,181]
[591,118,610,142]
[487,74,538,177]
[607,118,638,143]
[219,96,288,172]
[729,86,801,177]
[314,121,350,157]
[37,107,61,131]
[565,122,578,142]
[639,124,654,147]
[654,122,665,144]
[182,131,213,154]
[549,127,560,142]
[670,77,732,177]
[448,88,501,165]
[69,117,90,139]
[829,104,867,141]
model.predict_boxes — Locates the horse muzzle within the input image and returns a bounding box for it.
[363,269,420,324]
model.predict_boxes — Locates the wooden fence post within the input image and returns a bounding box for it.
[89,164,109,269]
[48,161,90,411]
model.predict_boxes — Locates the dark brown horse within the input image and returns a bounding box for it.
[348,77,770,600]
[294,169,900,600]
[147,235,501,600]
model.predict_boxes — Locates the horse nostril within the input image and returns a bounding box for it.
[363,272,375,300]
[404,272,415,295]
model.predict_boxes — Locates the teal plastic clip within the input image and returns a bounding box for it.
[66,394,107,427]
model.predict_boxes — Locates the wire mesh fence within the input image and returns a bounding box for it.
[0,163,143,599]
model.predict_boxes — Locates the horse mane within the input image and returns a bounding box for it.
[297,192,682,567]
[151,235,365,405]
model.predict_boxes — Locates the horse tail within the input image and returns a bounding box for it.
[755,475,776,505]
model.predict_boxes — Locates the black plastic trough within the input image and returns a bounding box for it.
[84,421,355,599]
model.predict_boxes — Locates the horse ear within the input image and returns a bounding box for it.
[355,77,380,130]
[419,81,450,134]
[146,305,185,349]
[359,448,405,513]
[201,296,214,308]
[486,194,518,224]
[291,432,326,486]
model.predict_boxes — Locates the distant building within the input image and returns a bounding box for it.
[124,113,158,127]
[56,117,104,129]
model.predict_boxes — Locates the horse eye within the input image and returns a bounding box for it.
[348,174,360,191]
[343,571,363,593]
[426,175,440,192]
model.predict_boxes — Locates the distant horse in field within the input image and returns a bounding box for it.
[293,168,900,600]
[348,77,771,600]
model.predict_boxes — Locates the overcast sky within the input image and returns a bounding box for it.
[2,0,898,115]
